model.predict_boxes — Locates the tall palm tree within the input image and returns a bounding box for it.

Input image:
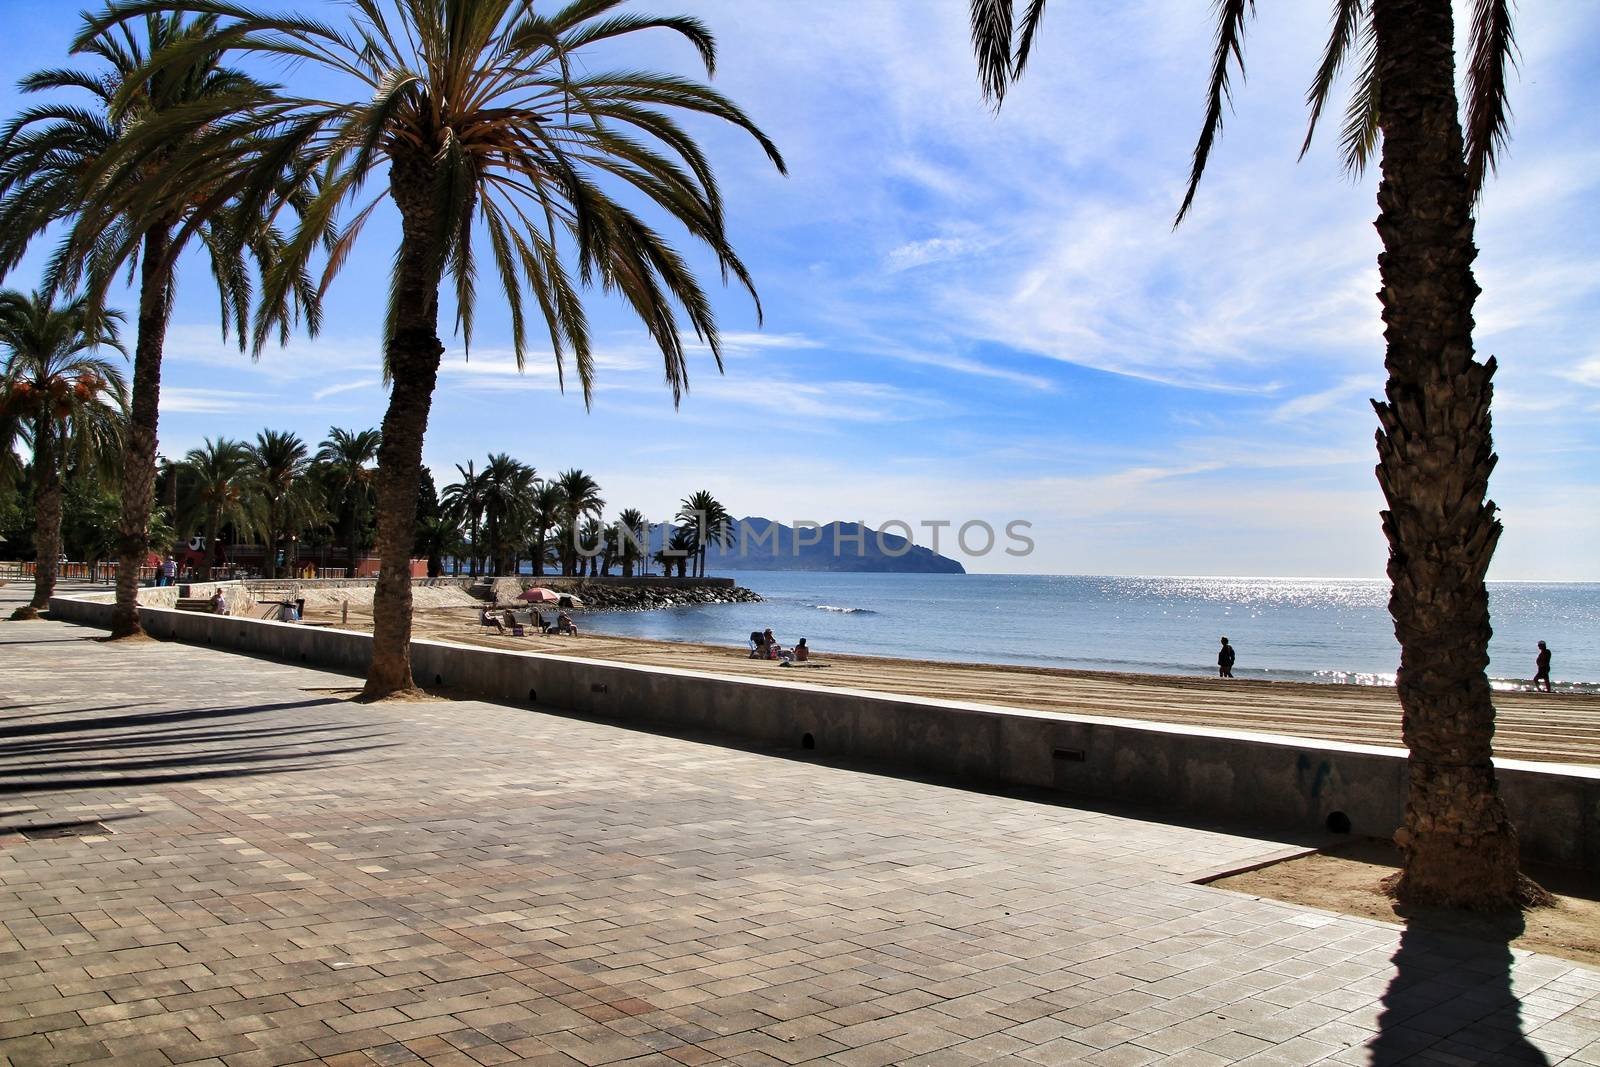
[0,290,127,618]
[528,481,566,578]
[480,453,535,577]
[554,469,605,577]
[0,11,317,639]
[969,0,1530,909]
[676,490,730,579]
[441,461,485,576]
[615,508,648,578]
[83,0,786,696]
[315,427,380,577]
[247,429,320,579]
[176,437,253,577]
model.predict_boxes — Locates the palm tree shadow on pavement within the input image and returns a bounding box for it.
[1367,913,1550,1066]
[0,696,394,799]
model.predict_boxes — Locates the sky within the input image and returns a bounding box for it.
[3,0,1597,578]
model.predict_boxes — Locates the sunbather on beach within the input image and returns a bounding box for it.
[557,611,579,635]
[481,608,504,633]
[794,638,809,662]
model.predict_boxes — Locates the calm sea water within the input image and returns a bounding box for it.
[579,573,1600,692]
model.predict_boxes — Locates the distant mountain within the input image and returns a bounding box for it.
[675,517,965,574]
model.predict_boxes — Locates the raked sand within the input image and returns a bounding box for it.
[265,588,1600,767]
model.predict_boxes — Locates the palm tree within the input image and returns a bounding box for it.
[82,0,786,696]
[176,437,254,577]
[441,461,485,576]
[0,11,316,639]
[0,290,127,618]
[554,469,605,577]
[480,454,536,577]
[315,427,381,577]
[577,516,609,576]
[970,0,1530,909]
[660,526,695,579]
[615,508,648,578]
[528,482,566,578]
[415,513,460,579]
[247,430,321,579]
[676,490,731,579]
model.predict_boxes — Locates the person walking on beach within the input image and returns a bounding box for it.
[1535,641,1553,692]
[1218,637,1235,679]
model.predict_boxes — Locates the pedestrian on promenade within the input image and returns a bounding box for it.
[160,556,177,587]
[1535,641,1552,693]
[1218,637,1235,679]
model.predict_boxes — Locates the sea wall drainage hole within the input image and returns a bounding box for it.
[1326,811,1352,834]
[1052,748,1086,762]
[434,674,444,687]
[528,688,537,703]
[801,733,815,750]
[590,684,607,694]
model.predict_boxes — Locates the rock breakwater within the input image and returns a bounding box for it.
[483,577,762,612]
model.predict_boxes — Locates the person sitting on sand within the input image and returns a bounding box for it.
[557,611,578,636]
[761,628,783,659]
[209,588,228,614]
[794,638,809,663]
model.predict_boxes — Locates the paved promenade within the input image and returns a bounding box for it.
[1,585,1597,1066]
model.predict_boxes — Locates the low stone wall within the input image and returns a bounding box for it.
[47,590,1599,871]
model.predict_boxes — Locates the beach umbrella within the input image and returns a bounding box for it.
[518,587,561,603]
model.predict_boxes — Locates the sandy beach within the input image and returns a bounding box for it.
[258,587,1600,767]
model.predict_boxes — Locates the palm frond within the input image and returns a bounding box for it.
[1176,0,1255,225]
[1338,18,1381,178]
[1300,0,1367,159]
[1464,0,1517,197]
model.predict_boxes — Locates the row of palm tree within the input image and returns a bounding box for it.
[439,458,732,581]
[0,0,784,700]
[0,0,1538,907]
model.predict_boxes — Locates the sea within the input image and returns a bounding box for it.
[578,572,1600,693]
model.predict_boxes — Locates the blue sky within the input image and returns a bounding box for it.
[3,1,1597,577]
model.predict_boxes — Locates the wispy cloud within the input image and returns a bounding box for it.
[161,388,265,415]
[311,379,378,402]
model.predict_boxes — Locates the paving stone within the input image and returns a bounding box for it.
[0,593,1595,1067]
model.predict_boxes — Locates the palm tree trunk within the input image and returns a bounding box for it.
[14,416,59,619]
[110,227,173,638]
[344,506,360,576]
[1372,0,1525,910]
[264,511,279,580]
[364,158,446,698]
[205,510,220,580]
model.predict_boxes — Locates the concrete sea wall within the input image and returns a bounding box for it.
[48,589,1599,871]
